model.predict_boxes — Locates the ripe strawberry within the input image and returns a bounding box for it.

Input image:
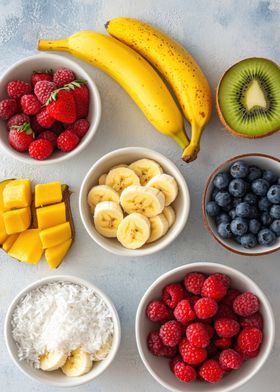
[53,67,76,87]
[186,322,210,348]
[174,362,197,383]
[7,80,32,99]
[0,98,18,120]
[38,131,57,148]
[147,331,177,358]
[194,297,218,319]
[57,130,79,152]
[70,118,90,138]
[21,94,41,115]
[214,337,232,349]
[219,349,242,370]
[214,318,240,338]
[184,272,206,295]
[9,124,34,152]
[201,274,228,301]
[199,359,224,383]
[65,80,89,118]
[239,312,263,330]
[146,300,170,322]
[36,108,55,129]
[179,338,207,365]
[31,70,53,86]
[233,292,259,317]
[34,81,57,104]
[160,320,182,347]
[174,299,196,325]
[47,90,76,123]
[237,327,263,353]
[7,113,30,130]
[29,139,53,160]
[162,283,185,309]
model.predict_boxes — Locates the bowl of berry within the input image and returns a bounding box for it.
[136,262,274,392]
[0,54,101,164]
[203,154,280,256]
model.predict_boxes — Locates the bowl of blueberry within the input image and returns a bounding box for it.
[203,153,280,256]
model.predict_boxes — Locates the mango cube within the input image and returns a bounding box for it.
[35,182,62,208]
[3,207,31,234]
[40,222,71,249]
[8,229,43,264]
[45,238,72,269]
[3,179,31,209]
[0,214,8,244]
[0,180,13,213]
[2,233,19,252]
[37,202,66,230]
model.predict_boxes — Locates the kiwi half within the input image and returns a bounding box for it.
[217,57,280,138]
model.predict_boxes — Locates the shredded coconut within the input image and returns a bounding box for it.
[11,282,114,368]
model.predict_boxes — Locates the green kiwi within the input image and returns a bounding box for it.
[217,57,280,137]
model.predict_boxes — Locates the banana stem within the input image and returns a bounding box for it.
[38,39,69,52]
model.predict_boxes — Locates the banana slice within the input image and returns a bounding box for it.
[129,159,163,185]
[94,201,123,238]
[147,213,169,243]
[117,213,150,249]
[88,185,119,213]
[62,348,92,377]
[40,350,67,371]
[111,163,128,169]
[98,174,107,185]
[92,336,113,361]
[163,206,176,228]
[120,186,165,217]
[147,174,178,206]
[105,167,140,194]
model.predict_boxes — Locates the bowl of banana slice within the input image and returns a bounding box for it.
[79,147,190,256]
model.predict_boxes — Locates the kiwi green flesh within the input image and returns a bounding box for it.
[218,58,280,136]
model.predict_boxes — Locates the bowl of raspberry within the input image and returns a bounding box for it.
[136,262,274,392]
[203,154,280,256]
[0,54,101,164]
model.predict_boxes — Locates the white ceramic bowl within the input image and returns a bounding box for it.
[0,54,101,165]
[4,275,121,387]
[79,147,190,256]
[202,153,280,256]
[136,262,275,392]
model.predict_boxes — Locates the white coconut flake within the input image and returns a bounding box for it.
[11,282,114,368]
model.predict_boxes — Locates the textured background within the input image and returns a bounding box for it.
[0,0,280,391]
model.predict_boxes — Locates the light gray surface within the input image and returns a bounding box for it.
[0,0,279,391]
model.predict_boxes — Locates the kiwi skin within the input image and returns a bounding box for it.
[216,57,280,139]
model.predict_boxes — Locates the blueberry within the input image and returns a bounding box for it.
[216,213,231,225]
[211,188,219,201]
[270,205,280,219]
[215,191,232,208]
[267,185,280,204]
[270,220,280,236]
[258,197,272,211]
[206,201,221,217]
[263,170,277,184]
[236,202,251,218]
[260,212,272,227]
[258,228,276,246]
[249,219,261,234]
[230,161,249,178]
[217,222,232,239]
[235,236,242,244]
[247,166,262,182]
[251,178,270,196]
[249,206,259,219]
[233,197,243,207]
[230,217,248,236]
[229,208,237,220]
[222,203,233,212]
[213,172,231,190]
[244,193,257,206]
[228,179,246,197]
[240,233,257,249]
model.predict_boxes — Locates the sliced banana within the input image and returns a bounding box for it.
[105,167,140,194]
[88,185,119,213]
[129,159,163,185]
[40,350,67,371]
[163,206,176,228]
[120,186,165,217]
[147,174,178,206]
[94,201,123,238]
[111,163,128,169]
[62,348,92,377]
[147,214,169,243]
[92,336,113,361]
[98,174,107,185]
[117,213,151,249]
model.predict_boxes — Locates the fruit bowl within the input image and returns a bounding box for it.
[0,54,101,165]
[135,262,275,392]
[203,153,280,256]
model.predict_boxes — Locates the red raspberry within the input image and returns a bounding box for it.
[36,108,55,128]
[7,80,32,99]
[174,299,196,325]
[0,98,18,120]
[184,272,206,294]
[57,130,80,152]
[222,288,241,307]
[7,113,30,130]
[38,131,58,148]
[31,70,53,86]
[199,359,224,383]
[239,348,260,360]
[237,327,263,353]
[34,81,57,104]
[30,116,44,134]
[179,338,207,365]
[160,320,182,347]
[174,362,197,383]
[201,275,228,301]
[239,312,263,330]
[189,295,200,307]
[186,322,210,348]
[147,331,177,358]
[214,318,240,338]
[219,349,242,370]
[53,67,76,87]
[21,94,41,115]
[233,292,259,317]
[169,355,182,373]
[162,283,184,309]
[71,118,90,138]
[146,300,170,322]
[9,125,34,152]
[204,323,215,339]
[29,139,53,160]
[214,338,232,349]
[212,273,231,289]
[194,297,218,319]
[215,304,237,320]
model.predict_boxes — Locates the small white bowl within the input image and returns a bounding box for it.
[79,147,190,256]
[4,275,121,388]
[136,262,275,392]
[0,54,101,165]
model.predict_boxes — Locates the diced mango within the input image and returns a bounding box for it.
[37,202,66,230]
[2,233,19,252]
[3,207,31,234]
[35,182,62,208]
[0,180,13,213]
[45,238,72,269]
[8,229,43,264]
[40,222,71,249]
[0,214,8,245]
[3,179,31,209]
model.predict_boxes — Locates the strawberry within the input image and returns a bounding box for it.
[36,108,55,129]
[53,67,75,87]
[57,130,79,152]
[34,81,57,104]
[21,94,41,115]
[7,80,32,99]
[31,70,53,86]
[29,139,53,160]
[9,123,34,152]
[46,90,76,123]
[64,80,89,119]
[0,98,18,120]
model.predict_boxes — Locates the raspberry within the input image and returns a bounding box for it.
[214,338,232,349]
[237,327,263,353]
[174,362,197,383]
[30,116,44,134]
[160,320,182,347]
[174,299,196,325]
[215,304,237,320]
[199,359,224,383]
[71,118,90,138]
[38,131,57,148]
[239,312,263,330]
[147,331,177,358]
[239,348,260,360]
[212,273,231,289]
[36,108,55,128]
[7,113,30,130]
[31,70,53,86]
[53,67,76,87]
[194,297,218,319]
[222,288,241,307]
[214,318,240,338]
[179,338,207,365]
[0,98,18,120]
[186,322,210,348]
[189,295,200,307]
[184,272,206,294]
[169,355,181,373]
[162,283,184,309]
[233,292,259,317]
[21,94,41,115]
[201,275,228,301]
[146,300,170,322]
[204,323,215,339]
[29,139,53,160]
[7,80,32,99]
[219,349,242,370]
[34,81,57,104]
[57,130,80,152]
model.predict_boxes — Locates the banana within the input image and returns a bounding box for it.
[62,348,92,377]
[147,174,178,206]
[87,185,119,213]
[147,214,169,243]
[92,336,112,361]
[98,174,107,185]
[40,350,67,371]
[105,167,140,194]
[38,33,189,149]
[94,201,123,237]
[129,159,163,185]
[117,213,150,249]
[106,17,212,162]
[111,164,128,169]
[120,186,165,217]
[163,206,176,228]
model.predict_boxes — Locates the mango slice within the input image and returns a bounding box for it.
[3,207,31,234]
[3,179,31,209]
[0,180,13,213]
[37,202,66,230]
[40,222,71,249]
[35,182,62,208]
[45,238,72,269]
[2,233,19,252]
[0,214,8,244]
[8,229,43,264]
